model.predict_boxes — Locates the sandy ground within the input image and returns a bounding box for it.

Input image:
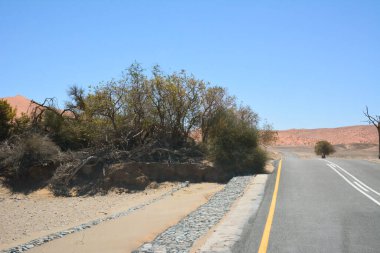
[274,144,379,163]
[0,150,279,252]
[276,125,377,146]
[22,183,223,253]
[263,149,281,173]
[0,182,221,251]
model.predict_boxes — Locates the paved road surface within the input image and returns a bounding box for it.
[234,151,380,253]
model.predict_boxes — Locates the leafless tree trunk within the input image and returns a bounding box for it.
[363,106,380,159]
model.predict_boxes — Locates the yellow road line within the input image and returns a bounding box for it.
[258,159,283,253]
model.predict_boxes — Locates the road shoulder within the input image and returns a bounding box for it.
[191,174,269,253]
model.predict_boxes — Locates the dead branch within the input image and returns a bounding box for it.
[30,98,74,122]
[64,156,97,185]
[363,106,380,127]
[363,106,380,159]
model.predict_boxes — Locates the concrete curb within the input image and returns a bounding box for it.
[196,174,268,253]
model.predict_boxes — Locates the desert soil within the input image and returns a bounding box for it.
[0,182,223,251]
[274,144,379,163]
[276,125,377,146]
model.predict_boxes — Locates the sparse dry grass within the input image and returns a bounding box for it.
[262,148,281,173]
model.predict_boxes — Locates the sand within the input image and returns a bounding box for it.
[0,182,225,251]
[276,125,377,146]
[2,95,36,117]
[274,144,379,162]
[21,183,223,253]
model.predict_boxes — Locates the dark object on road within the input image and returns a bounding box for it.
[314,140,335,158]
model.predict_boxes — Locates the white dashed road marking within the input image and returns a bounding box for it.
[324,160,380,207]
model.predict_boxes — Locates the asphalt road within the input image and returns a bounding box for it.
[234,151,380,253]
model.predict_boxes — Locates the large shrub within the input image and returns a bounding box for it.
[60,64,237,150]
[2,133,61,178]
[314,140,335,158]
[12,113,31,135]
[49,118,91,150]
[207,109,267,175]
[0,99,16,141]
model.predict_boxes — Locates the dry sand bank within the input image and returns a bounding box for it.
[0,182,224,251]
[21,183,223,253]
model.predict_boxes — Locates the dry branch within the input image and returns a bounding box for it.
[363,106,380,159]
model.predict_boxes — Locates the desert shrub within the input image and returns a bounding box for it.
[315,140,335,158]
[0,99,16,141]
[61,64,239,150]
[50,119,91,150]
[0,140,12,175]
[2,133,61,178]
[207,109,267,175]
[43,109,64,133]
[12,113,31,135]
[259,122,278,147]
[26,104,90,150]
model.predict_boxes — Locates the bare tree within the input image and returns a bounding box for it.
[363,106,380,159]
[260,122,278,148]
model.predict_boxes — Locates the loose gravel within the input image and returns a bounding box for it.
[133,176,253,253]
[0,182,190,253]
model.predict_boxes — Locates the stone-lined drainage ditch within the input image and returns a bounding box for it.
[1,182,190,253]
[133,176,253,253]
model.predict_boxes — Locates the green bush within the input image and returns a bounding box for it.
[207,109,267,175]
[12,113,31,135]
[0,99,16,141]
[51,119,92,150]
[315,140,335,158]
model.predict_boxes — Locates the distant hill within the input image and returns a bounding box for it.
[276,125,378,146]
[2,95,37,117]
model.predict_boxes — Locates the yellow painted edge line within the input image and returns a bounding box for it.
[258,159,283,253]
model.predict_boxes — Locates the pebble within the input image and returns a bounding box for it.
[133,176,252,253]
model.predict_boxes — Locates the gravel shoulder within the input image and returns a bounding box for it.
[191,174,268,253]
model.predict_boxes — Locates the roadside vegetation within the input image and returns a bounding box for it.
[314,140,335,158]
[363,107,380,159]
[0,63,277,195]
[0,99,16,141]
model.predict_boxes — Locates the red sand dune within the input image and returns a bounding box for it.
[3,95,73,119]
[2,95,38,117]
[276,125,378,146]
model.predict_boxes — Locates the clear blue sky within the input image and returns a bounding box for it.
[1,0,379,130]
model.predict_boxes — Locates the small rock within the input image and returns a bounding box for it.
[25,244,34,249]
[147,181,159,189]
